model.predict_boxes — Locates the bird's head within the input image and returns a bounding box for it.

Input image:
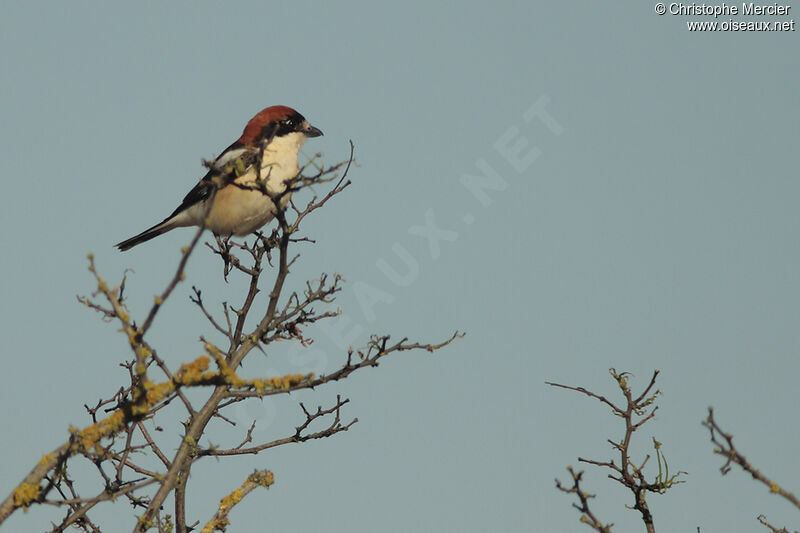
[238,105,323,147]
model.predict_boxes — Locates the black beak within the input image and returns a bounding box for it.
[305,124,323,138]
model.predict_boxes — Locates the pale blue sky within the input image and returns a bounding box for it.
[1,2,798,532]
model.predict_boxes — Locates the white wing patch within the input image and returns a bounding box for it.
[213,147,251,170]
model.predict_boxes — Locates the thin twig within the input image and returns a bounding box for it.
[704,408,800,510]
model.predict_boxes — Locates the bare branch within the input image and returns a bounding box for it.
[545,381,625,417]
[191,286,233,340]
[555,467,614,533]
[141,223,207,335]
[757,514,796,533]
[226,332,464,400]
[201,396,357,457]
[704,408,800,511]
[550,370,683,533]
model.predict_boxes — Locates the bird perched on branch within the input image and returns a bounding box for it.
[116,105,323,251]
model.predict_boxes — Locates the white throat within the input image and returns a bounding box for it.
[261,132,306,175]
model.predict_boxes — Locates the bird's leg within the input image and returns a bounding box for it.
[246,231,264,255]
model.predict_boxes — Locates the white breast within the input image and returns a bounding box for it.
[181,131,307,236]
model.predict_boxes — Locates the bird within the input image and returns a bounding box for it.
[116,105,323,251]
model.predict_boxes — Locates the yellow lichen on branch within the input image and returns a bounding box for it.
[218,488,243,511]
[71,410,127,452]
[202,342,312,393]
[201,470,274,533]
[253,374,309,393]
[174,356,213,384]
[248,470,274,488]
[66,357,212,453]
[12,483,40,510]
[140,381,176,412]
[3,352,311,520]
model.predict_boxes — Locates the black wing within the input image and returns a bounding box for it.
[166,141,258,218]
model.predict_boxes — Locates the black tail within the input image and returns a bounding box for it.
[116,220,175,251]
